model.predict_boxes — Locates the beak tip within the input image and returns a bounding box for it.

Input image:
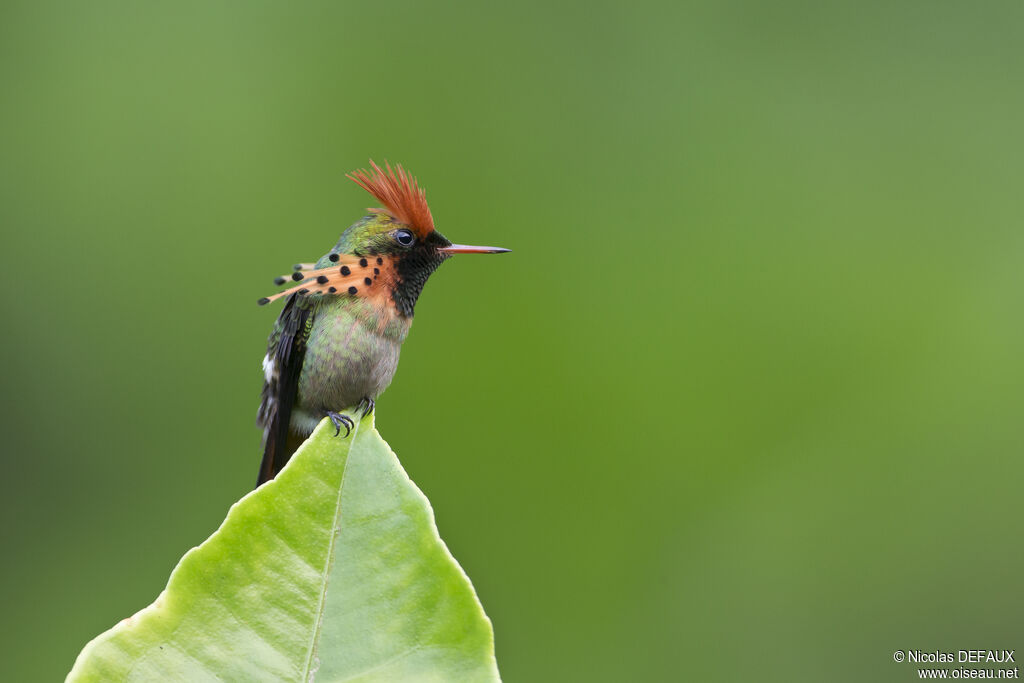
[441,244,512,254]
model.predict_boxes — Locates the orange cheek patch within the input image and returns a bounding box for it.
[258,255,399,310]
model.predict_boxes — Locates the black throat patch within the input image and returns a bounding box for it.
[392,234,451,316]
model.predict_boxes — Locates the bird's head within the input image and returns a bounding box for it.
[259,160,508,315]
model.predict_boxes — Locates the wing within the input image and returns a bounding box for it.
[256,294,315,486]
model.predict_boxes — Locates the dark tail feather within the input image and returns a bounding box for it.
[256,429,279,487]
[256,295,313,488]
[256,426,305,487]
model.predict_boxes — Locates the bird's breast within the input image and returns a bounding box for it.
[297,298,409,415]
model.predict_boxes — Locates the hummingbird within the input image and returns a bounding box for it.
[255,161,509,486]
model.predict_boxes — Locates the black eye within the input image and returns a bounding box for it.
[394,229,415,246]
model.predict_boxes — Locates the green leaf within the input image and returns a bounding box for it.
[67,413,500,682]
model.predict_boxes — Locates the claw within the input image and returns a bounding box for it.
[358,397,376,418]
[326,411,353,438]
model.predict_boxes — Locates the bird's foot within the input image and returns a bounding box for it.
[326,411,354,438]
[357,397,376,418]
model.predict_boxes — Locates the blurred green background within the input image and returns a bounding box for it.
[2,1,1022,681]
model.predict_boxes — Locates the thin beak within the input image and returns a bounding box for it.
[439,244,511,254]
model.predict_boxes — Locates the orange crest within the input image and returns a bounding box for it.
[346,160,435,238]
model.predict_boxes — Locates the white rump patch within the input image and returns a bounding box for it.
[262,353,278,383]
